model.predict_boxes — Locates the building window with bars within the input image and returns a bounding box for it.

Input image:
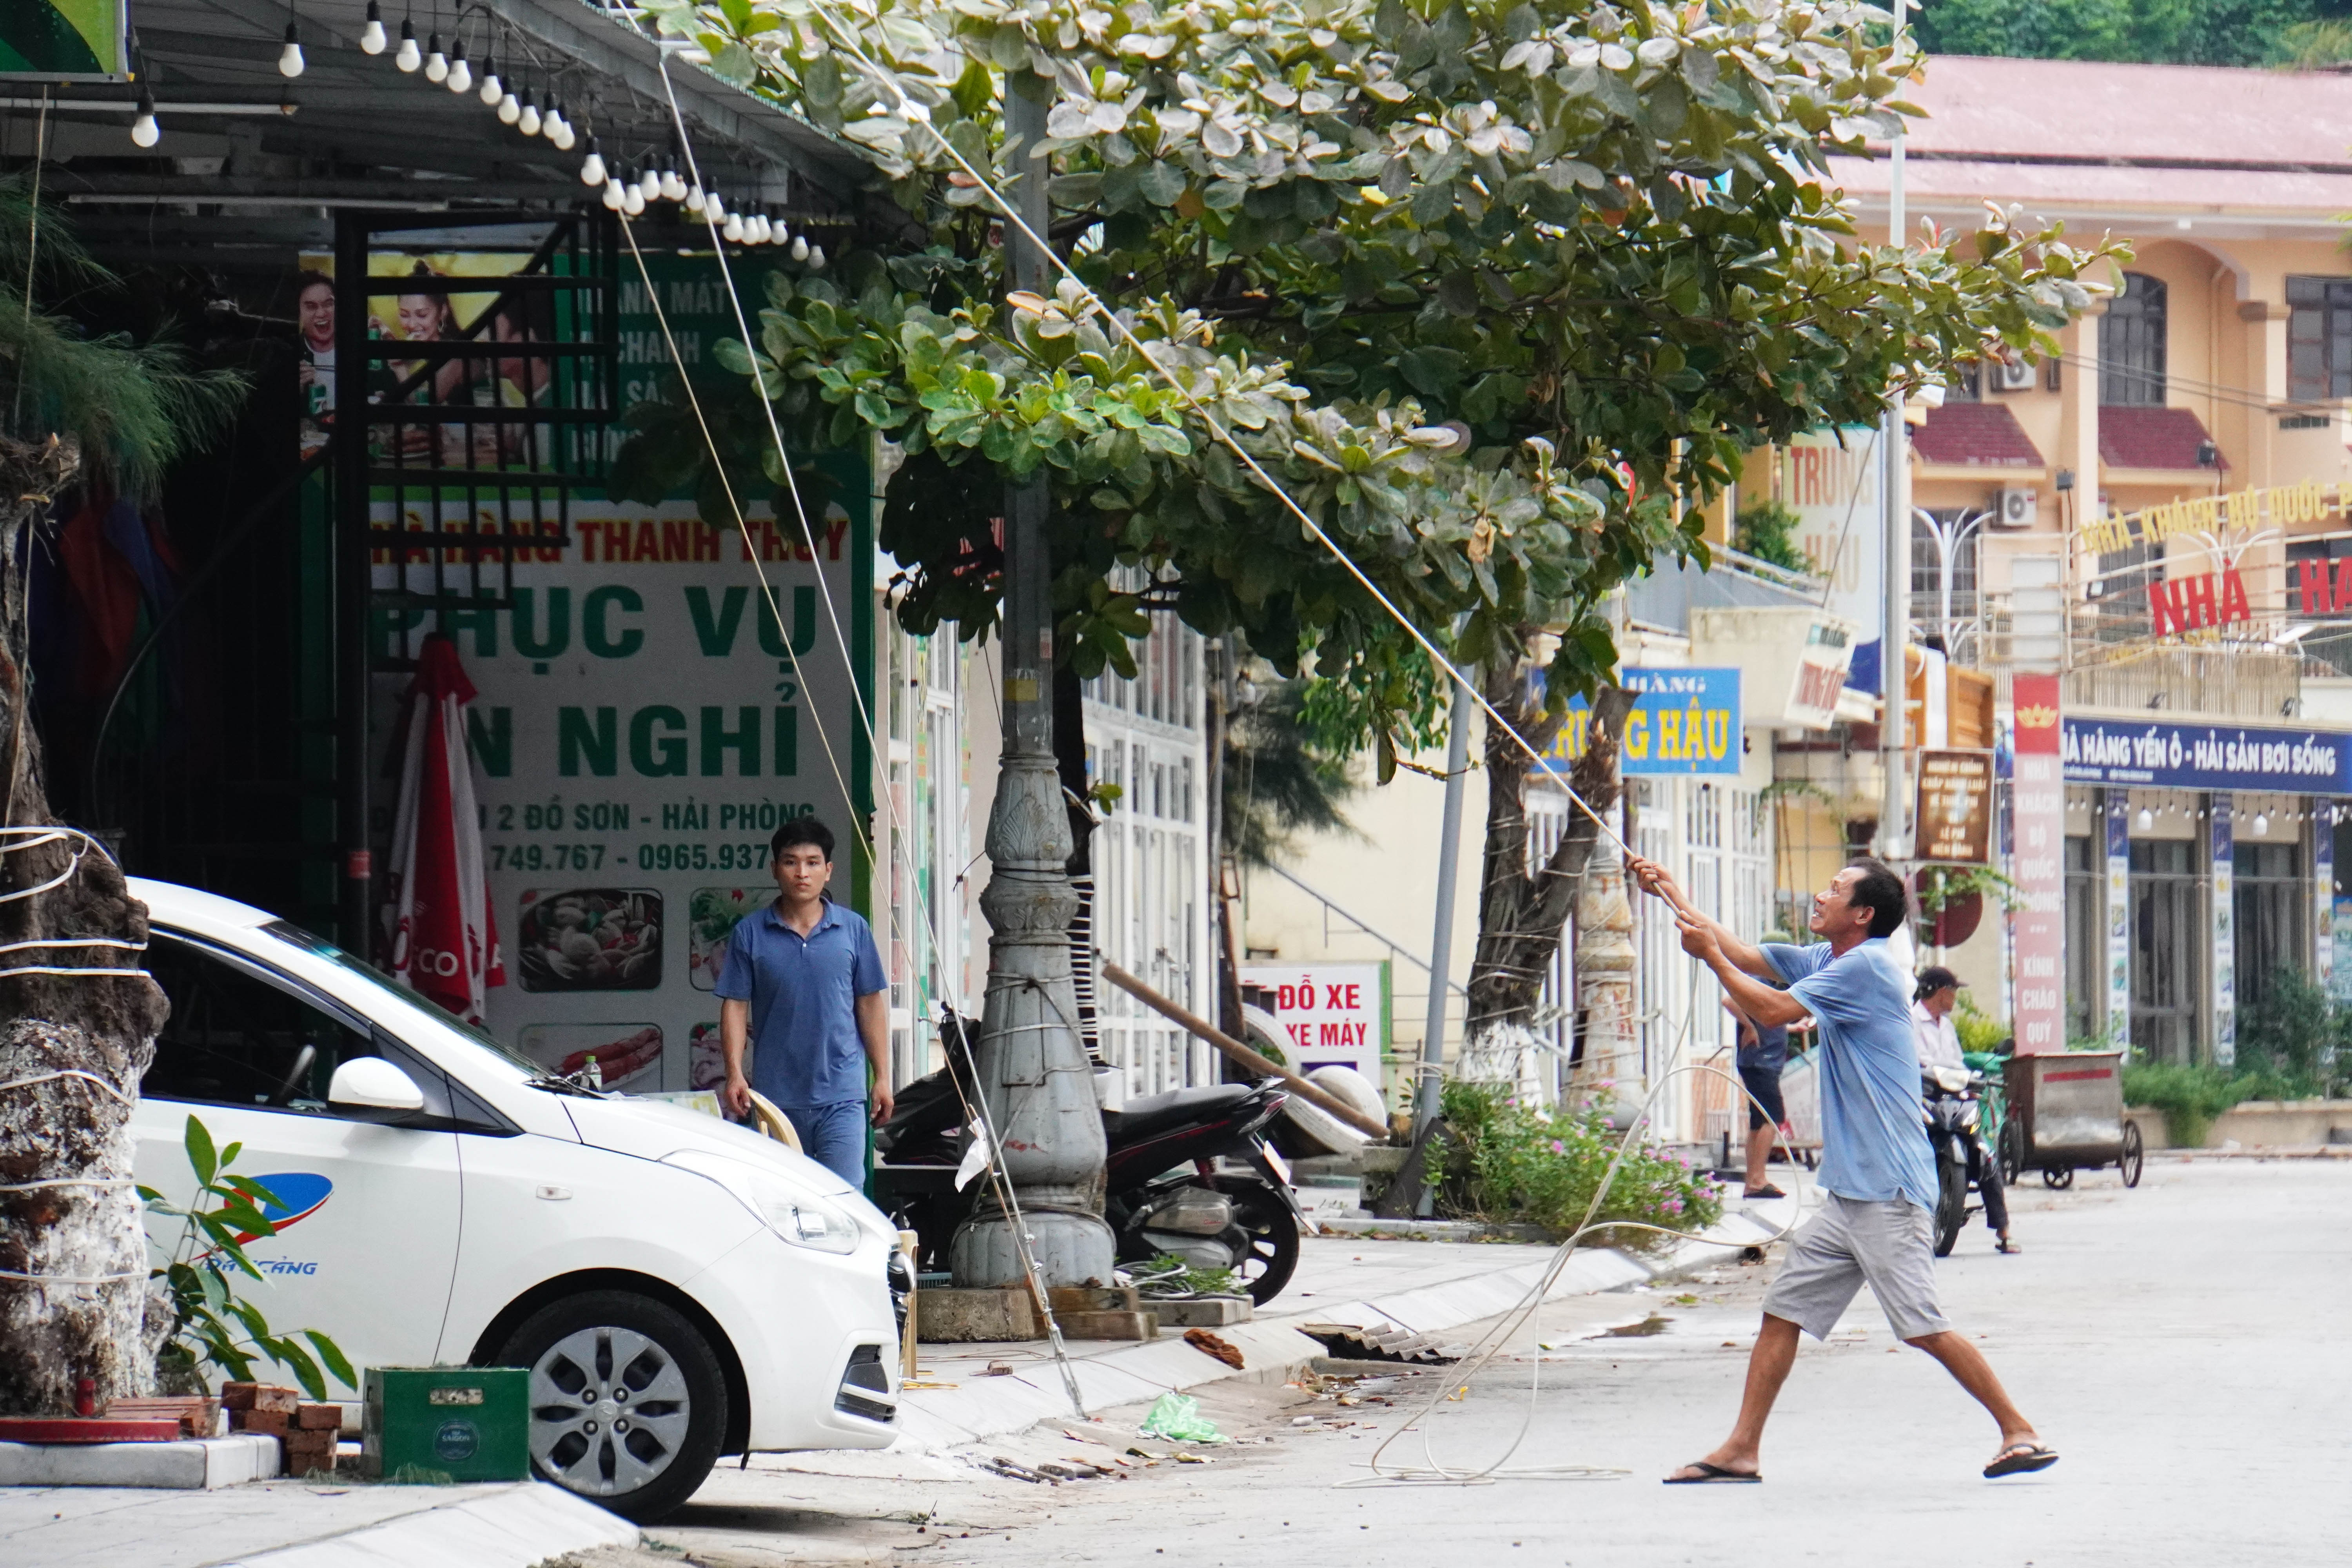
[2100,272,2168,406]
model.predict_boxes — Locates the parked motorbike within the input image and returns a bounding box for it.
[1922,1063,1995,1257]
[871,1016,1307,1304]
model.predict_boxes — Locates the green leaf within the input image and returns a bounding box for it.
[183,1116,218,1189]
[305,1330,358,1392]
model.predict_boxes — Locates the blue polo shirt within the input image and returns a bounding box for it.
[1762,938,1938,1212]
[713,897,886,1108]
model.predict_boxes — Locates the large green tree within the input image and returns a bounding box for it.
[628,0,2117,1038]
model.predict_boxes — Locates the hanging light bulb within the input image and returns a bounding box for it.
[361,2,388,54]
[808,243,826,269]
[130,89,160,148]
[742,211,764,243]
[497,87,521,124]
[703,190,725,222]
[579,136,606,187]
[602,175,626,212]
[546,101,571,142]
[621,173,646,216]
[661,163,688,203]
[684,183,706,213]
[789,233,809,261]
[2137,807,2154,830]
[549,117,575,152]
[278,21,306,77]
[396,20,421,71]
[637,165,661,201]
[722,211,746,243]
[478,56,503,105]
[424,32,447,81]
[2255,812,2270,835]
[446,42,471,94]
[517,93,541,138]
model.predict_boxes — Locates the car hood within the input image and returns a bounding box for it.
[562,1093,861,1198]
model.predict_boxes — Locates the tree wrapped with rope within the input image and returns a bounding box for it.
[0,176,243,1416]
[628,0,2122,1051]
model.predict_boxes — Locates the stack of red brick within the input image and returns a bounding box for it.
[222,1383,342,1474]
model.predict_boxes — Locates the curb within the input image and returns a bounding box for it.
[216,1481,636,1568]
[891,1208,1788,1453]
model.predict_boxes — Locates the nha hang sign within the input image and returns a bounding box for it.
[2061,716,2352,794]
[2147,566,2250,637]
[1542,668,1743,777]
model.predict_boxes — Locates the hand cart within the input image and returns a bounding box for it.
[1997,1049,2142,1190]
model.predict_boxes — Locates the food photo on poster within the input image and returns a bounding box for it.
[515,888,663,991]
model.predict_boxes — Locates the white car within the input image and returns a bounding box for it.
[128,879,902,1519]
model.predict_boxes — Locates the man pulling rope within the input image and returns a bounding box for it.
[1629,855,2057,1485]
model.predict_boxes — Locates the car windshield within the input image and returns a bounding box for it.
[261,918,546,1079]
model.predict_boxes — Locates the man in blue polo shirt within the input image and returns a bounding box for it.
[717,817,890,1185]
[1629,855,2055,1485]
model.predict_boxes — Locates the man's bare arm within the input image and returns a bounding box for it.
[719,997,752,1116]
[1679,914,1812,1029]
[1627,855,1778,979]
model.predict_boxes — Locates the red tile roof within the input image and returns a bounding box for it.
[2098,406,2227,471]
[1911,403,2044,468]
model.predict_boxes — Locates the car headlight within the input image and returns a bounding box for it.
[665,1150,862,1255]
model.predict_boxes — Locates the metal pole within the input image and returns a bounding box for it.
[333,212,373,958]
[1878,0,1911,863]
[1413,668,1472,1150]
[949,80,1115,1290]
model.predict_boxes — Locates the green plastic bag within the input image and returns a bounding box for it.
[1138,1391,1225,1444]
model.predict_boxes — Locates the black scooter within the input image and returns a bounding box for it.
[872,1017,1306,1304]
[1922,1064,1997,1257]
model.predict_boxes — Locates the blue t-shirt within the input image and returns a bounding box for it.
[713,898,886,1107]
[1763,938,1936,1210]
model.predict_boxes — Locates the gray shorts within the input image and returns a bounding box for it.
[1761,1194,1952,1342]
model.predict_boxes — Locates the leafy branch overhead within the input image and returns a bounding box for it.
[625,0,2123,718]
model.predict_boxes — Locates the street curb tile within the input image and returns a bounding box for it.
[215,1481,635,1568]
[889,1210,1790,1453]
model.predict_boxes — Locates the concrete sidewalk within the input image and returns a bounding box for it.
[892,1197,1796,1451]
[0,1198,1797,1568]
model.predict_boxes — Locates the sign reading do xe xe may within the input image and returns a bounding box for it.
[1542,668,1742,776]
[1241,962,1390,1085]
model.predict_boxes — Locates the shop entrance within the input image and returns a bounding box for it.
[2233,839,2307,1015]
[2131,838,2203,1062]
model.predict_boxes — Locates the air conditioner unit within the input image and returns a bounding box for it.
[1992,356,2035,393]
[1993,486,2038,529]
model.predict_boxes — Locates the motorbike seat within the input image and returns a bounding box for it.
[1105,1083,1256,1142]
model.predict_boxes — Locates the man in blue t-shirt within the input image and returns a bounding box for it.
[716,817,890,1186]
[1630,855,2055,1485]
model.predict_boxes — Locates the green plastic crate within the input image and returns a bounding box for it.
[363,1367,529,1482]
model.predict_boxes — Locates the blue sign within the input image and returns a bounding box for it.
[1543,668,1742,776]
[2061,716,2352,794]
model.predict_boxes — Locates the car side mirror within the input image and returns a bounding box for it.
[327,1056,427,1121]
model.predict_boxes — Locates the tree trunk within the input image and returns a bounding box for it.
[0,436,173,1417]
[1465,661,1637,1039]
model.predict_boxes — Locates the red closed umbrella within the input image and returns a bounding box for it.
[384,634,505,1021]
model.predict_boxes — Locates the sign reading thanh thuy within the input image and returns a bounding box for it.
[1915,750,1993,865]
[1543,668,1742,777]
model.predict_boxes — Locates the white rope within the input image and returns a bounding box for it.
[0,1069,136,1103]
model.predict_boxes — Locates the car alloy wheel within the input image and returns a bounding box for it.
[528,1324,694,1499]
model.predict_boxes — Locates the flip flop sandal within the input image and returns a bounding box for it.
[1994,1238,2022,1254]
[1742,1185,1788,1200]
[1664,1461,1762,1484]
[1984,1444,2058,1478]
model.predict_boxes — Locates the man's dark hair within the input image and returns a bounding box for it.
[771,816,835,864]
[1844,857,1909,940]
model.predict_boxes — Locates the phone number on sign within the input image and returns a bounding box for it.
[488,842,772,873]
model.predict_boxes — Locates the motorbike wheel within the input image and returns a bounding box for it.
[1228,1183,1303,1305]
[2119,1122,2144,1189]
[1997,1118,2024,1187]
[1933,1147,1966,1258]
[2043,1165,2074,1190]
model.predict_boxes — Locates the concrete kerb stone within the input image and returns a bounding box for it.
[218,1480,635,1568]
[0,1434,280,1490]
[888,1207,1790,1454]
